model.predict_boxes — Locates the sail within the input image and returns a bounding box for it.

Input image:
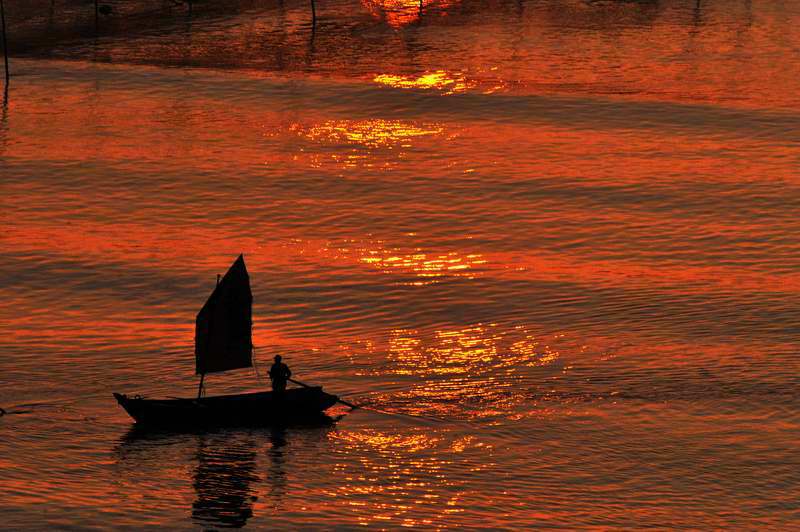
[195,255,253,375]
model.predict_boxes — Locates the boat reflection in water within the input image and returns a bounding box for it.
[116,419,337,529]
[264,428,289,509]
[191,434,260,528]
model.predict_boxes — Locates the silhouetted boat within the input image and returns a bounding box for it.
[114,388,338,427]
[114,255,340,427]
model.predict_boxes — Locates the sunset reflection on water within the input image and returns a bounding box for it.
[361,0,460,27]
[328,427,491,527]
[360,248,486,283]
[368,325,563,419]
[3,0,800,528]
[388,325,561,375]
[373,71,473,94]
[299,119,444,148]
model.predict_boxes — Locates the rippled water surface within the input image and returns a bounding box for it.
[1,0,799,528]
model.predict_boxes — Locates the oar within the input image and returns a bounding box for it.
[289,378,359,409]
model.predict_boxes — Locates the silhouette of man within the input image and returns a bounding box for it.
[269,355,291,393]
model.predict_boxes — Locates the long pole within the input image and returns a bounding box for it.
[289,378,358,409]
[310,0,316,27]
[1,0,9,84]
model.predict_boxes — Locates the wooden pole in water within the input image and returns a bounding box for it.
[0,0,9,84]
[310,0,316,27]
[197,373,205,399]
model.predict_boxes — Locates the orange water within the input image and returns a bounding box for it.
[1,0,799,528]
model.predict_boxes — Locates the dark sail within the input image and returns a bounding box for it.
[195,255,253,375]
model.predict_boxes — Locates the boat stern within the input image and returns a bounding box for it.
[319,390,340,411]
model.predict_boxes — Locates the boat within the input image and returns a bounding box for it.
[114,389,339,427]
[114,254,341,427]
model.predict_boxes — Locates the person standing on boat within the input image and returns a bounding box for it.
[269,355,292,393]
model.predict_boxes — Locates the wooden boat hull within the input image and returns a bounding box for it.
[114,387,339,427]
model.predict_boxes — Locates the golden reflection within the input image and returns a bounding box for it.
[335,429,442,454]
[510,326,560,367]
[329,429,451,499]
[322,238,487,284]
[379,325,562,419]
[299,119,443,148]
[327,427,490,527]
[358,245,486,284]
[361,0,458,28]
[388,325,557,376]
[374,71,473,94]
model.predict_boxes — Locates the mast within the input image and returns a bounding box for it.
[196,273,221,399]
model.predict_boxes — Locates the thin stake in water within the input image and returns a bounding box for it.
[0,0,8,83]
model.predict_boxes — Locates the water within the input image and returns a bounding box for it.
[2,0,800,528]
